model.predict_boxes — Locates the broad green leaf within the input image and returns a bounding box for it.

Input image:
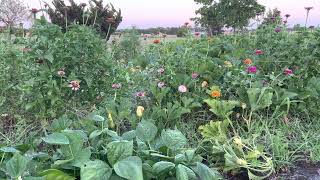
[204,99,239,118]
[6,153,28,178]
[39,169,75,180]
[81,160,112,180]
[89,128,109,139]
[176,164,197,180]
[193,162,222,180]
[60,131,91,167]
[152,161,175,176]
[136,120,157,142]
[89,115,105,122]
[107,140,133,166]
[121,130,136,141]
[247,88,273,111]
[42,133,70,145]
[0,147,19,153]
[198,120,229,142]
[114,156,143,180]
[161,129,187,150]
[24,177,45,180]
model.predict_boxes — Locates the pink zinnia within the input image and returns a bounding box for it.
[157,68,165,74]
[69,80,80,91]
[112,83,122,89]
[284,68,293,76]
[247,66,257,74]
[57,70,65,77]
[255,50,264,55]
[191,72,199,79]
[136,91,146,97]
[157,82,165,88]
[195,32,200,36]
[178,85,187,93]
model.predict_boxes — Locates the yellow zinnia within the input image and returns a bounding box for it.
[136,106,145,117]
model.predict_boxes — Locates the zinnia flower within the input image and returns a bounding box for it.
[136,106,145,117]
[69,80,80,91]
[136,91,146,97]
[243,58,252,65]
[224,61,232,67]
[153,39,161,44]
[191,72,199,79]
[195,32,200,36]
[275,27,281,33]
[31,8,38,13]
[211,90,221,98]
[247,66,257,74]
[157,68,165,74]
[255,50,264,55]
[284,68,293,76]
[80,3,87,7]
[201,81,208,88]
[157,81,165,88]
[178,85,187,93]
[57,70,65,77]
[112,83,122,89]
[184,22,189,26]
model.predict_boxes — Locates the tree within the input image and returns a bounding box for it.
[192,3,224,35]
[194,0,265,33]
[260,8,283,27]
[47,0,122,40]
[0,0,27,31]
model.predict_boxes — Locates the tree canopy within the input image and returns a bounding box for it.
[194,0,265,34]
[0,0,27,26]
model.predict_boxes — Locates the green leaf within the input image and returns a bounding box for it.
[247,88,273,111]
[42,133,70,145]
[198,120,229,142]
[89,128,109,139]
[6,153,28,178]
[39,169,75,180]
[204,99,239,118]
[176,164,197,180]
[81,160,112,180]
[193,162,222,180]
[152,161,175,176]
[121,130,136,141]
[161,129,187,150]
[44,53,54,63]
[107,140,133,166]
[0,147,19,153]
[24,177,45,180]
[114,156,143,180]
[89,115,105,122]
[136,120,157,142]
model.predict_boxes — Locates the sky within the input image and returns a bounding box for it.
[23,0,320,29]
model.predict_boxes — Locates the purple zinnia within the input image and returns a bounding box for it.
[284,68,293,76]
[191,72,199,79]
[247,66,257,74]
[136,91,146,97]
[275,27,281,33]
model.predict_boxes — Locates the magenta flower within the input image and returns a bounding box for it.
[136,91,146,97]
[255,50,264,55]
[157,81,166,88]
[284,68,293,76]
[247,66,257,74]
[112,83,122,89]
[178,85,188,93]
[195,32,200,36]
[157,68,165,74]
[275,27,281,33]
[191,72,199,79]
[69,80,80,91]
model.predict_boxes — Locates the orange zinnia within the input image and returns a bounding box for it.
[153,39,160,44]
[243,58,252,65]
[211,90,221,98]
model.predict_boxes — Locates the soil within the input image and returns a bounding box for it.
[270,162,320,180]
